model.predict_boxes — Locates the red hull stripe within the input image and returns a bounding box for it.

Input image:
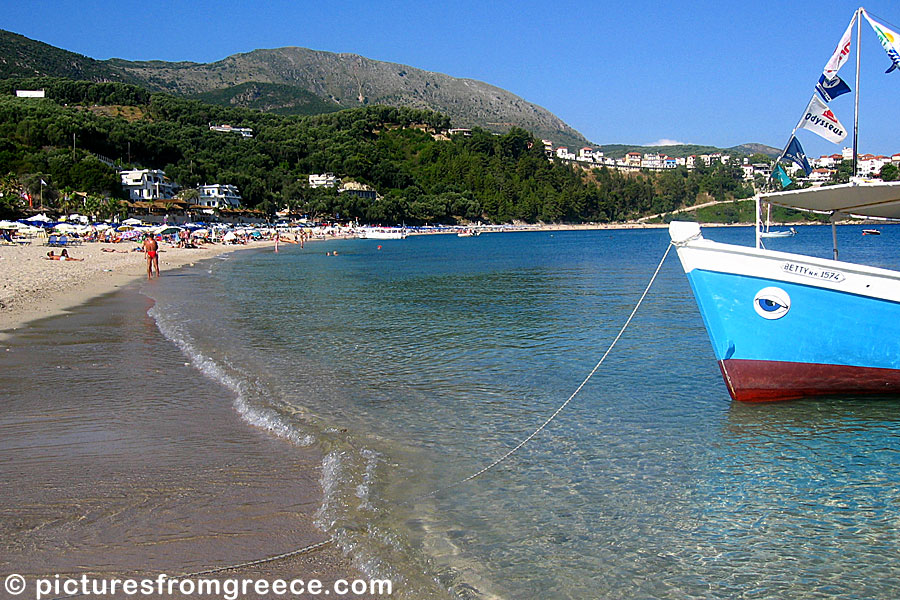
[719,359,900,402]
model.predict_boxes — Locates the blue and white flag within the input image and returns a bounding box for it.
[772,164,792,187]
[40,178,47,186]
[783,136,812,176]
[815,74,851,102]
[863,9,900,73]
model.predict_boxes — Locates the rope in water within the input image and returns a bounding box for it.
[46,538,335,600]
[179,537,335,578]
[418,242,674,500]
[45,241,674,600]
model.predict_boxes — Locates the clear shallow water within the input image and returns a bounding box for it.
[144,225,900,599]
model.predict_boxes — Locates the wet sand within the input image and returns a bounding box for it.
[0,272,371,598]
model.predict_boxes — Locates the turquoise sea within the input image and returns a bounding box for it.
[22,225,900,598]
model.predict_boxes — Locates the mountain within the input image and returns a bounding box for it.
[0,30,137,84]
[595,142,781,160]
[728,143,781,158]
[0,30,588,147]
[192,81,342,116]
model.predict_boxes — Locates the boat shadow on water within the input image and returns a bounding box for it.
[725,393,900,440]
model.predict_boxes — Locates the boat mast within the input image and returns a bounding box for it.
[755,195,761,249]
[833,7,864,261]
[852,6,862,178]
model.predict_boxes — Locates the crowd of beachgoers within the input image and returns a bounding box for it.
[0,212,663,332]
[0,214,359,332]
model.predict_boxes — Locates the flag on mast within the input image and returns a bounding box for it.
[815,74,851,102]
[823,12,857,79]
[863,9,900,73]
[782,136,812,176]
[772,164,792,187]
[796,95,848,144]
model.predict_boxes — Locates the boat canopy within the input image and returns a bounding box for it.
[760,180,900,220]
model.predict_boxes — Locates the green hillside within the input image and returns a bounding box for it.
[193,81,342,116]
[0,29,588,147]
[0,78,756,223]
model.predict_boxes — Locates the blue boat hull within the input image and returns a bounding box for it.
[687,270,900,401]
[670,221,900,401]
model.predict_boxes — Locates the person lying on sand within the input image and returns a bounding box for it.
[45,250,84,262]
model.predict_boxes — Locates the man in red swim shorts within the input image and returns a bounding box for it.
[143,234,160,280]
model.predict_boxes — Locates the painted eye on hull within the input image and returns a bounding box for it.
[758,298,784,312]
[753,287,791,320]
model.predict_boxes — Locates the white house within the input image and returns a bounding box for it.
[309,173,341,188]
[625,152,642,167]
[197,184,242,209]
[577,147,595,162]
[857,154,889,176]
[120,169,178,201]
[556,147,576,161]
[339,181,377,200]
[209,124,254,138]
[641,153,665,169]
[808,168,833,182]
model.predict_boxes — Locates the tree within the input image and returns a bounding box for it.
[880,163,899,182]
[177,188,200,203]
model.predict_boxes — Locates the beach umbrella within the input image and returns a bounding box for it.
[222,231,237,242]
[25,213,51,222]
[54,223,80,233]
[154,225,182,235]
[122,217,143,226]
[191,228,209,237]
[0,220,21,230]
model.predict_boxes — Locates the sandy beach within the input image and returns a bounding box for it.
[0,239,277,334]
[0,224,660,334]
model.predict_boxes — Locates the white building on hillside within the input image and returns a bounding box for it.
[556,147,576,160]
[309,173,341,188]
[120,169,178,201]
[209,124,254,138]
[197,184,242,208]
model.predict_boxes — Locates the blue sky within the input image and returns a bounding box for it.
[6,0,900,156]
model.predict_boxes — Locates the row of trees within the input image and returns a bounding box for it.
[0,77,757,223]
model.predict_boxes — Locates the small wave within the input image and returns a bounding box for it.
[147,303,313,446]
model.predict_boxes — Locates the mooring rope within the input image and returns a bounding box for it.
[46,538,335,600]
[44,242,673,600]
[418,242,673,500]
[179,537,335,578]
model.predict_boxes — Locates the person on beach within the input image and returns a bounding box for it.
[60,249,83,261]
[274,231,279,253]
[45,250,83,261]
[143,234,160,279]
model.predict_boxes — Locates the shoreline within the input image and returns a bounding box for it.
[0,239,276,335]
[0,220,842,334]
[0,282,367,596]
